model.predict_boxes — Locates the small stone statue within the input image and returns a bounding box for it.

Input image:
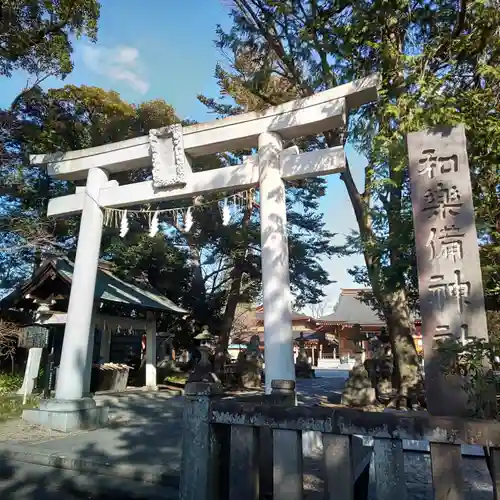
[295,333,315,378]
[235,334,263,388]
[341,359,376,407]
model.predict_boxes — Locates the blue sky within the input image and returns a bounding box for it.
[0,0,366,313]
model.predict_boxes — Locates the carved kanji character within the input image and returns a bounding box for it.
[418,149,459,179]
[422,182,462,219]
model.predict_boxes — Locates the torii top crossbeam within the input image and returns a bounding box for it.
[32,75,377,178]
[34,75,378,218]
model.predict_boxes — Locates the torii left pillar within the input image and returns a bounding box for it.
[22,167,110,431]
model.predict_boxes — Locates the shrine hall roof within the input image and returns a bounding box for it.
[254,306,314,323]
[319,289,385,326]
[0,257,187,314]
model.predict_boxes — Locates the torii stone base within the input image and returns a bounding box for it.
[22,398,109,432]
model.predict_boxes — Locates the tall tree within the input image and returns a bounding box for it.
[209,0,500,403]
[0,0,101,286]
[1,84,341,355]
[1,85,209,348]
[1,1,100,84]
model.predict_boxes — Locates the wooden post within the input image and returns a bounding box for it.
[179,382,222,500]
[369,439,406,500]
[229,426,259,500]
[99,321,111,363]
[430,443,464,500]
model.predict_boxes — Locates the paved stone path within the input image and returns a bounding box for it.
[0,390,182,445]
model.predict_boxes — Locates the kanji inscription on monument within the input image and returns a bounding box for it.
[407,124,488,416]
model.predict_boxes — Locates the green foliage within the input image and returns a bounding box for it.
[165,373,188,386]
[0,394,39,422]
[434,305,500,419]
[437,338,499,419]
[0,0,100,80]
[0,85,195,340]
[0,373,22,395]
[1,80,340,350]
[212,0,500,304]
[488,311,500,344]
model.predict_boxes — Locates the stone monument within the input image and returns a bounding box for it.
[235,334,263,388]
[407,124,489,416]
[17,347,43,397]
[294,333,315,378]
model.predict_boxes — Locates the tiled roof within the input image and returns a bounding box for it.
[0,257,187,314]
[319,289,385,326]
[254,306,313,322]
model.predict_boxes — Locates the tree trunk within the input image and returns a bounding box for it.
[214,262,246,372]
[231,0,423,405]
[189,244,206,300]
[338,154,422,405]
[185,234,209,327]
[382,288,422,406]
[214,206,253,372]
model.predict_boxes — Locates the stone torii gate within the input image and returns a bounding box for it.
[28,75,379,430]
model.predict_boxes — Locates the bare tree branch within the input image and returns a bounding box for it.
[11,71,56,108]
[0,321,22,361]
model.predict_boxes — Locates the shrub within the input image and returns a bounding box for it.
[0,373,23,396]
[436,337,499,419]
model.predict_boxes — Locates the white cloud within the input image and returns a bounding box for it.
[82,45,150,95]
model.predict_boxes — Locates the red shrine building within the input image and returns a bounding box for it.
[315,289,423,359]
[229,289,423,361]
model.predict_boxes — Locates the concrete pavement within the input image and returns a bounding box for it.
[0,391,184,499]
[3,392,185,486]
[0,459,178,499]
[1,377,341,482]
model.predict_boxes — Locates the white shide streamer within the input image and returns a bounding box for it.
[119,210,129,238]
[149,210,159,237]
[222,198,231,226]
[104,188,255,237]
[184,207,194,232]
